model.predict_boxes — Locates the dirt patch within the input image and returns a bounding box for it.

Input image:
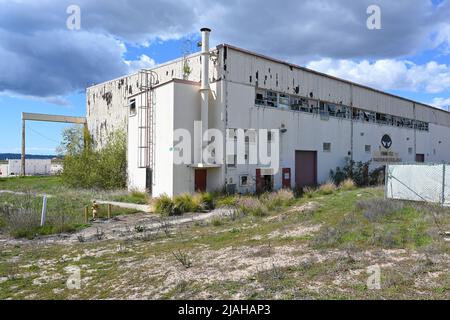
[268,224,321,239]
[0,208,235,246]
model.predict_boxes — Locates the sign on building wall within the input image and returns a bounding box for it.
[372,134,402,163]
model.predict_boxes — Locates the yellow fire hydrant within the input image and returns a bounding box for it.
[91,201,99,221]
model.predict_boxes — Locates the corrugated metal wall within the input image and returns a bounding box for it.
[225,46,450,127]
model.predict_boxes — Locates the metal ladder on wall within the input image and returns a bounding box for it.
[137,69,157,169]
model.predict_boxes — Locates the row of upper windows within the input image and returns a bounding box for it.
[255,89,430,132]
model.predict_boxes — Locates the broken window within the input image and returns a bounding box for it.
[278,93,290,109]
[240,175,249,186]
[266,91,277,107]
[129,99,136,116]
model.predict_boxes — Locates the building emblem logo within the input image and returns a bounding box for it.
[381,134,392,149]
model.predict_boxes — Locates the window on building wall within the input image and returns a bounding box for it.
[365,145,371,153]
[278,94,290,109]
[323,143,331,152]
[129,99,136,116]
[266,91,277,107]
[408,147,413,155]
[240,175,249,186]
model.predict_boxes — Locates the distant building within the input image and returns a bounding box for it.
[86,28,450,196]
[3,159,52,177]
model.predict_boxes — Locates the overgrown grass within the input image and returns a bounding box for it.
[1,185,449,300]
[153,192,218,216]
[0,178,139,239]
[109,190,150,204]
[312,197,440,249]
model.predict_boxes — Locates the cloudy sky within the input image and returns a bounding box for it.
[0,0,449,154]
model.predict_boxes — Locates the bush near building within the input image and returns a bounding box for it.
[59,126,127,190]
[330,157,385,187]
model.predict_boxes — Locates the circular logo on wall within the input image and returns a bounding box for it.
[381,134,392,149]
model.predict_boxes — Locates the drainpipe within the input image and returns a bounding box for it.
[199,27,211,164]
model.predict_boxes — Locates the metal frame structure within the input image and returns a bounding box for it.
[21,112,87,176]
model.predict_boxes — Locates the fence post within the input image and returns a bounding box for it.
[40,196,47,227]
[108,204,112,219]
[84,206,88,224]
[442,165,446,207]
[384,165,389,199]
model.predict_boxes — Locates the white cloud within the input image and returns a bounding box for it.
[306,58,450,94]
[126,55,156,73]
[431,97,450,110]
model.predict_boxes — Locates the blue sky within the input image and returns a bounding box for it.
[0,0,449,154]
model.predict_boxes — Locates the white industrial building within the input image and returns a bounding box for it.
[0,159,52,177]
[86,28,450,197]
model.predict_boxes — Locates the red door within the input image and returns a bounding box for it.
[295,151,317,189]
[282,168,291,189]
[195,170,207,192]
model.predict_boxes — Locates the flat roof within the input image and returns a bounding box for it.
[218,43,449,114]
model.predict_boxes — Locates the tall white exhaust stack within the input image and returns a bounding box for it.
[199,27,211,163]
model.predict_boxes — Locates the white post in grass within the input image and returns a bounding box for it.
[40,196,47,227]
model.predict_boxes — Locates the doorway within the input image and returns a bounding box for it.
[415,154,425,163]
[295,151,317,189]
[256,169,274,193]
[194,169,207,192]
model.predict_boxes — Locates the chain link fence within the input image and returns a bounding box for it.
[385,164,450,206]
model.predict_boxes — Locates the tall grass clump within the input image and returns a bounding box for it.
[318,181,337,195]
[237,196,268,217]
[0,193,41,238]
[339,178,356,191]
[302,186,317,198]
[193,192,215,211]
[261,189,295,210]
[154,194,176,216]
[174,193,200,213]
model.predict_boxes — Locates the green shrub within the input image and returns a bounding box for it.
[60,126,127,190]
[330,157,385,187]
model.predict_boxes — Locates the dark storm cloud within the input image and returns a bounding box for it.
[0,0,448,100]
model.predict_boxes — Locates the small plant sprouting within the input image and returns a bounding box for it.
[135,225,145,233]
[172,250,192,269]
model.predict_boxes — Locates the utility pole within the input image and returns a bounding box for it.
[21,116,26,176]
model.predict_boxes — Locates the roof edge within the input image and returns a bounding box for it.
[217,43,448,114]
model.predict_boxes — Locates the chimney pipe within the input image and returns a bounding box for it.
[199,27,211,164]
